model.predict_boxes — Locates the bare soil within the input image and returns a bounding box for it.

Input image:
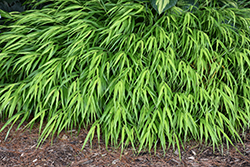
[0,122,250,167]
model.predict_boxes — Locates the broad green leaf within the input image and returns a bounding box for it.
[150,0,178,14]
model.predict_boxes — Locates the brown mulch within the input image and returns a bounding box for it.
[0,122,250,167]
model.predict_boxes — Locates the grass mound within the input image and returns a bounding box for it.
[0,0,250,154]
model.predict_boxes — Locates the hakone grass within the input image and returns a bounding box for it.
[0,0,250,156]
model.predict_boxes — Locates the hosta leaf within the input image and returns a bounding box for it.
[2,0,19,3]
[0,1,25,12]
[150,0,178,14]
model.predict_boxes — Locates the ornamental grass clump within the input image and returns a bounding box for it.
[0,0,250,155]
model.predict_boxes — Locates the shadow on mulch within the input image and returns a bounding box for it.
[0,121,250,167]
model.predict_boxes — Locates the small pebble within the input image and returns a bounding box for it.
[174,149,179,155]
[188,156,195,160]
[112,159,120,164]
[62,134,68,140]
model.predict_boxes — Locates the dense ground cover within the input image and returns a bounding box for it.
[0,0,250,155]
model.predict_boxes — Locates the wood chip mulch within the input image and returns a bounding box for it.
[0,122,250,167]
